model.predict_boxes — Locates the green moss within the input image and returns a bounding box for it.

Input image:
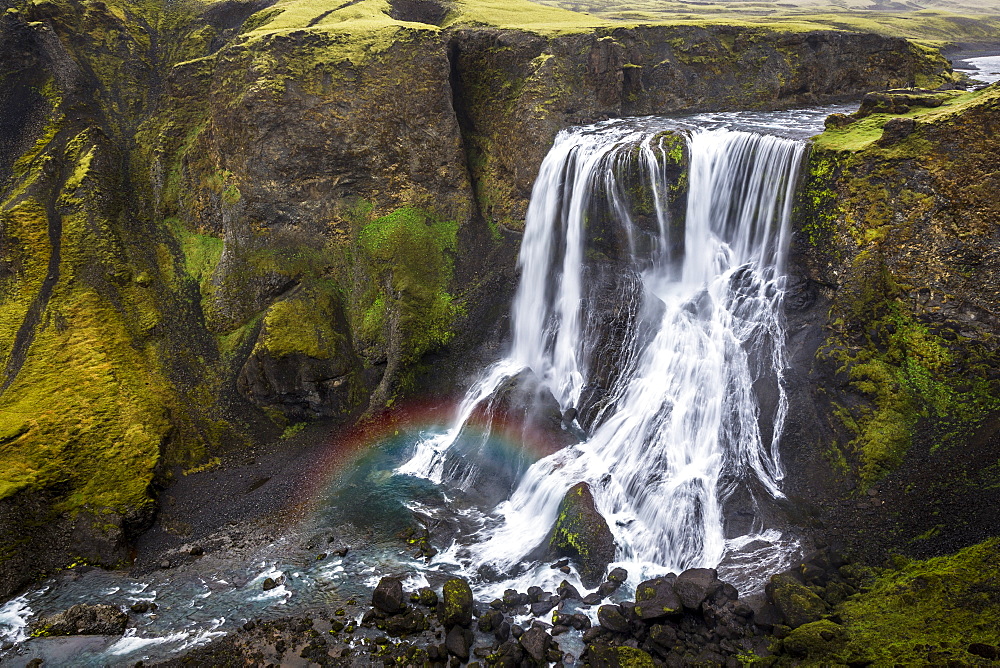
[258,282,349,360]
[785,538,1000,665]
[352,207,459,366]
[812,89,991,154]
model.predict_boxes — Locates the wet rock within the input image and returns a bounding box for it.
[597,604,631,634]
[130,601,150,614]
[32,603,128,636]
[417,587,438,607]
[373,576,406,615]
[519,626,552,663]
[445,625,474,660]
[598,580,620,598]
[583,591,605,605]
[557,580,581,600]
[382,608,428,636]
[546,482,617,588]
[634,576,682,621]
[586,643,657,667]
[478,608,503,633]
[502,589,528,608]
[442,577,474,627]
[608,567,628,584]
[494,639,525,665]
[531,597,557,617]
[675,568,721,610]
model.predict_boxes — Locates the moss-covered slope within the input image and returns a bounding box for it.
[785,84,1000,563]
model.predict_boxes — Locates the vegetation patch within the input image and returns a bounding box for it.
[775,538,1000,665]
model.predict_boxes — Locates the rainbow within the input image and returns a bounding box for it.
[294,396,574,513]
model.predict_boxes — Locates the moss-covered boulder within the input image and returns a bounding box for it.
[585,643,656,668]
[547,482,616,588]
[441,577,474,628]
[766,573,827,629]
[781,619,845,658]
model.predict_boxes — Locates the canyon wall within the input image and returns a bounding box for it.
[0,0,957,597]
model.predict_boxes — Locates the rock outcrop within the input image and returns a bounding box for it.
[784,84,1000,562]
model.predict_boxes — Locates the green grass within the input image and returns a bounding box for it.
[812,88,995,152]
[533,0,1000,46]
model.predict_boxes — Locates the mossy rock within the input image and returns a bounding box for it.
[767,574,827,629]
[781,619,845,659]
[441,577,474,628]
[547,481,616,588]
[586,644,656,668]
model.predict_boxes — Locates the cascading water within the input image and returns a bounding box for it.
[1,107,848,667]
[398,121,807,588]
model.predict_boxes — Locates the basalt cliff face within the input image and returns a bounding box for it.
[783,86,1000,563]
[0,0,959,597]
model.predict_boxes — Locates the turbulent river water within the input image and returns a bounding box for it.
[0,104,853,667]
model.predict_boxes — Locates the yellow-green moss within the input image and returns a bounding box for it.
[258,282,349,360]
[353,206,460,364]
[0,200,51,363]
[783,538,1000,665]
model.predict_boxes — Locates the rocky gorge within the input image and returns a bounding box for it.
[1,0,1000,665]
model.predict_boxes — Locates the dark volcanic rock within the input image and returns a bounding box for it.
[441,577,474,628]
[445,625,473,660]
[633,576,682,621]
[674,567,722,610]
[597,604,632,634]
[546,482,617,588]
[32,604,128,636]
[518,626,552,663]
[373,576,406,615]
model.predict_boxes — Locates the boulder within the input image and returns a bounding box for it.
[767,574,827,629]
[586,644,657,667]
[372,576,406,615]
[518,626,552,663]
[32,604,128,636]
[674,568,722,610]
[878,117,916,146]
[382,608,428,636]
[442,577,474,628]
[782,619,844,659]
[546,482,617,588]
[633,576,682,621]
[597,604,631,634]
[445,625,474,660]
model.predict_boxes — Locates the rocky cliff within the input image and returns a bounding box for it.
[0,0,956,598]
[784,85,1000,563]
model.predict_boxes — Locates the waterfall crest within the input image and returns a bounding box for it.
[397,121,807,585]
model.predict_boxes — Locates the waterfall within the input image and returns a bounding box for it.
[397,121,807,585]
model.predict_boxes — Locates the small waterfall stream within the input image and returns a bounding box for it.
[398,122,807,585]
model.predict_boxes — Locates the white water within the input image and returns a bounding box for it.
[398,122,807,586]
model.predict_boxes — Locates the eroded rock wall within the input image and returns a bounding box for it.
[783,86,1000,563]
